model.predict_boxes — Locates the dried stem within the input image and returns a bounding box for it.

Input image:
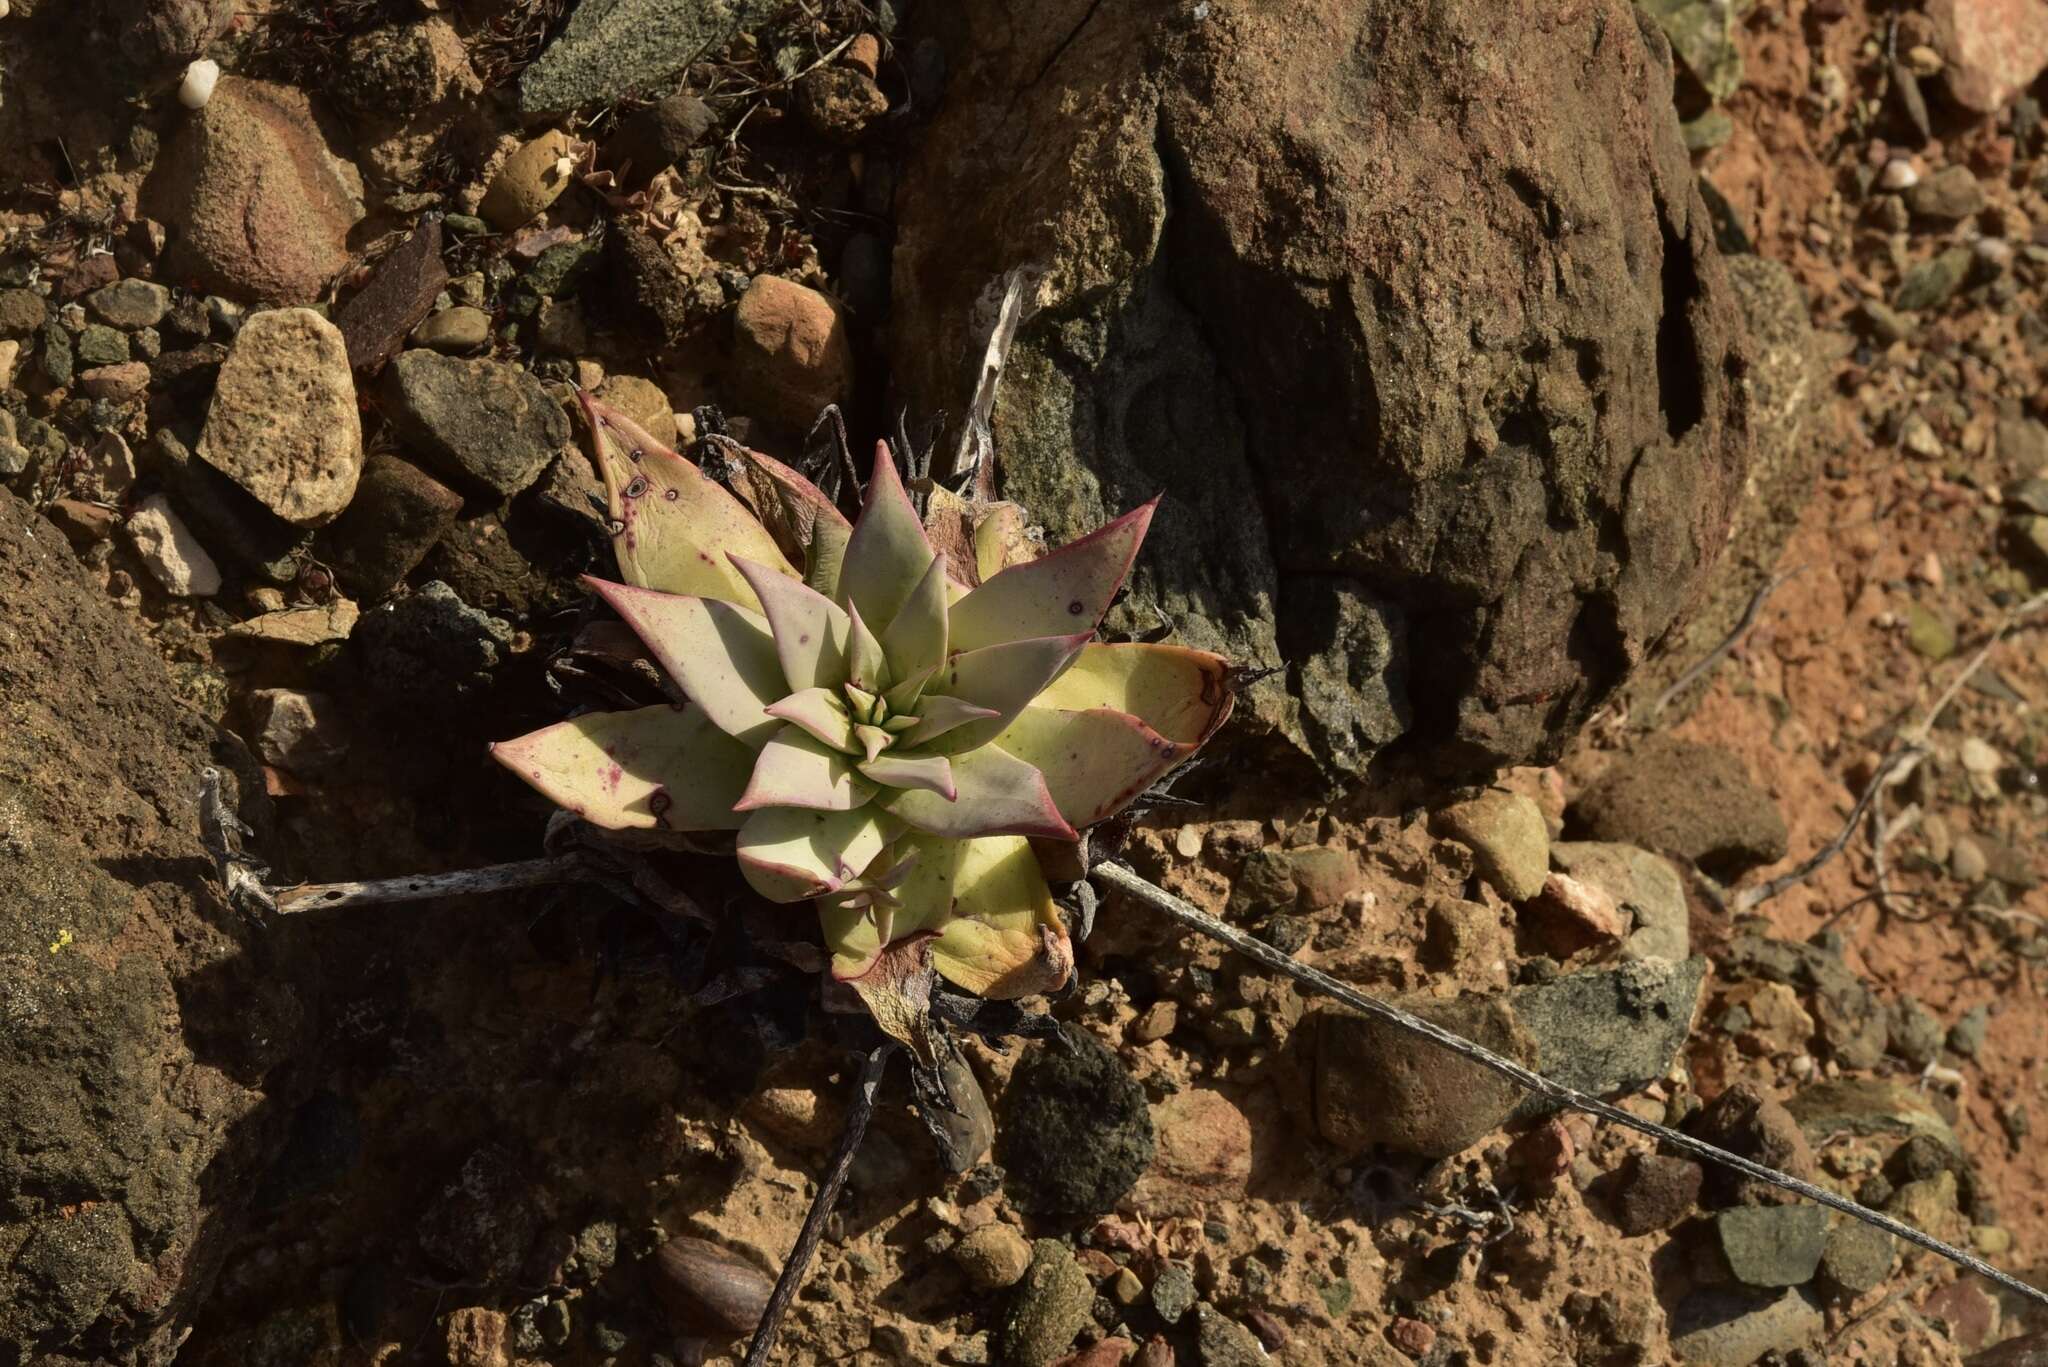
[1092,860,2048,1313]
[1733,746,1920,914]
[1642,566,1804,725]
[745,1044,893,1366]
[270,857,586,915]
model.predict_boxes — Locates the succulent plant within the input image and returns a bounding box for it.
[492,397,1233,1029]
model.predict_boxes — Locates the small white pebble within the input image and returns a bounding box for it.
[0,2,13,19]
[1879,158,1920,191]
[179,59,220,111]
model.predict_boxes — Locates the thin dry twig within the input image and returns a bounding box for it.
[1091,860,2048,1314]
[1734,746,1920,914]
[1642,566,1805,725]
[269,857,587,915]
[744,1044,892,1366]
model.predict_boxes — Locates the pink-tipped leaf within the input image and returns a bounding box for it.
[840,442,935,633]
[914,631,1091,754]
[946,498,1156,653]
[1029,640,1235,747]
[731,555,850,692]
[736,725,874,811]
[859,751,956,799]
[880,743,1076,841]
[587,578,784,746]
[764,687,856,753]
[489,704,752,831]
[737,805,891,902]
[991,705,1192,829]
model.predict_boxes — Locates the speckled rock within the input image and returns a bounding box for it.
[382,351,569,497]
[997,1026,1154,1217]
[196,308,363,526]
[1000,1241,1093,1367]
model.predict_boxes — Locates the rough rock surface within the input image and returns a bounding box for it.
[892,0,1754,799]
[517,0,782,114]
[145,78,365,305]
[197,308,363,526]
[0,490,296,1361]
[381,351,570,498]
[996,1025,1155,1216]
[1312,994,1535,1157]
[1568,737,1789,877]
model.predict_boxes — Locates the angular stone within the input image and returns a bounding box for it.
[1714,1205,1828,1288]
[1549,841,1690,962]
[518,0,782,114]
[1639,0,1744,103]
[151,428,304,584]
[76,325,130,367]
[1613,1152,1703,1235]
[605,93,718,186]
[0,288,46,335]
[221,600,359,646]
[144,77,364,304]
[1133,1089,1252,1215]
[78,362,151,405]
[335,219,448,374]
[1818,1220,1894,1298]
[1433,790,1550,902]
[127,493,223,596]
[382,351,569,497]
[1312,994,1534,1157]
[1507,957,1708,1121]
[1689,1083,1815,1207]
[197,308,363,526]
[1895,247,1974,312]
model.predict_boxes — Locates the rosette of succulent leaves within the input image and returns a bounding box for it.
[493,397,1234,1048]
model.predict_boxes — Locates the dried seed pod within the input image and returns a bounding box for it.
[649,1235,775,1336]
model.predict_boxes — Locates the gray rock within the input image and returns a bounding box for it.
[519,0,782,114]
[1668,1287,1822,1367]
[382,351,568,497]
[86,279,171,329]
[1688,1083,1815,1208]
[151,428,304,584]
[1569,738,1788,878]
[1549,841,1690,961]
[1895,247,1974,312]
[1857,297,1912,344]
[1150,1263,1196,1325]
[1888,996,1945,1068]
[1818,1220,1895,1298]
[1433,791,1550,902]
[36,324,72,387]
[606,93,718,187]
[197,308,363,526]
[354,580,515,709]
[1507,957,1708,1121]
[999,1240,1092,1367]
[891,0,1753,798]
[1312,994,1535,1157]
[1714,1204,1829,1287]
[997,1025,1154,1217]
[1639,0,1744,102]
[1194,1304,1270,1367]
[76,324,130,368]
[1905,166,1987,222]
[1949,1004,1990,1059]
[109,0,232,71]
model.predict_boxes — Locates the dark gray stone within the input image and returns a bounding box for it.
[382,351,568,497]
[1507,957,1708,1120]
[1818,1220,1894,1298]
[1714,1204,1829,1287]
[317,453,464,600]
[1895,247,1973,312]
[999,1240,1092,1367]
[997,1026,1154,1217]
[1668,1287,1823,1367]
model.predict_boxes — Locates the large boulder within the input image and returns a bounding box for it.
[0,491,300,1360]
[893,0,1755,799]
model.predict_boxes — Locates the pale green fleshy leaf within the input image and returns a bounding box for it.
[737,724,874,811]
[738,804,890,901]
[840,441,934,633]
[1029,641,1235,746]
[853,724,892,763]
[896,694,1000,749]
[947,498,1155,652]
[588,579,783,745]
[990,704,1190,829]
[917,632,1091,755]
[859,751,955,799]
[489,704,752,831]
[821,834,1070,998]
[764,687,856,752]
[731,554,850,693]
[884,664,937,714]
[879,552,950,687]
[880,743,1075,840]
[578,394,798,608]
[845,599,890,693]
